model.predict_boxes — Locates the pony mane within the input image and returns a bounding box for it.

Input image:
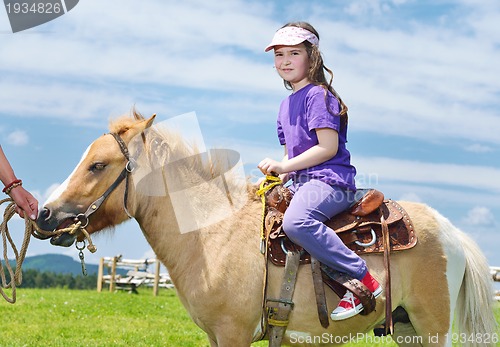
[107,109,258,235]
[109,108,145,135]
[109,109,255,197]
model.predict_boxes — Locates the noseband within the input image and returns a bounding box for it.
[76,132,134,227]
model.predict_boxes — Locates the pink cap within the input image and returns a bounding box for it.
[264,26,319,52]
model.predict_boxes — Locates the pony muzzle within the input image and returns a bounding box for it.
[48,217,81,247]
[49,232,78,247]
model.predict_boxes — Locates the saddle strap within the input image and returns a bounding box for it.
[267,251,301,347]
[381,212,394,334]
[311,258,329,328]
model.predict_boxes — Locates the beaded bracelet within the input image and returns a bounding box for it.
[3,179,22,195]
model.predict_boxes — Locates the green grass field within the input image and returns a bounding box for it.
[0,288,498,346]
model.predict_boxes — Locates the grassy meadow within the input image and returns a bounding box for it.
[0,287,498,346]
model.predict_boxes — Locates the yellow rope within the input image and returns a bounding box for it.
[0,198,97,303]
[268,318,289,327]
[256,175,282,244]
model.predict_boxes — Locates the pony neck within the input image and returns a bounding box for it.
[128,183,263,293]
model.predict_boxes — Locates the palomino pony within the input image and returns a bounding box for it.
[37,112,497,347]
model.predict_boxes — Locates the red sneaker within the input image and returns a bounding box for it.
[330,272,382,321]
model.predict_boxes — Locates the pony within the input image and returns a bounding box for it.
[37,111,497,346]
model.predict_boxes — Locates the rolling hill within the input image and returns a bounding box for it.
[6,254,100,276]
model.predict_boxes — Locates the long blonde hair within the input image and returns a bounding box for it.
[281,22,348,122]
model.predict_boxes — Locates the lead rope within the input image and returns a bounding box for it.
[0,198,97,303]
[0,199,31,303]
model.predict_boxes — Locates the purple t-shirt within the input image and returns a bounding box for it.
[277,84,356,191]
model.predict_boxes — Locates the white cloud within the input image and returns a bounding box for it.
[224,136,500,198]
[0,1,279,93]
[397,192,423,203]
[1,0,498,146]
[313,10,500,144]
[141,249,157,260]
[0,3,282,122]
[354,156,500,193]
[463,206,496,227]
[344,0,407,16]
[43,183,62,202]
[464,144,494,153]
[6,130,29,146]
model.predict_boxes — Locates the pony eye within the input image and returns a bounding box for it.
[90,162,107,172]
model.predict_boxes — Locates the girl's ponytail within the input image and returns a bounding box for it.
[281,22,349,123]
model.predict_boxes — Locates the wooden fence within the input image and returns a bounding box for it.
[491,266,500,301]
[97,255,173,295]
[97,261,499,299]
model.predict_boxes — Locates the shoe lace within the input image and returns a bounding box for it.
[340,291,357,307]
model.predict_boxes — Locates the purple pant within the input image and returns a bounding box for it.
[283,179,367,280]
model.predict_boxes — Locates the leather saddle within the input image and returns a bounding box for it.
[260,180,417,325]
[265,186,417,265]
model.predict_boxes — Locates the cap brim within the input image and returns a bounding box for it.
[264,38,306,52]
[264,44,275,52]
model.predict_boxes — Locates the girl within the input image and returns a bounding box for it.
[258,22,382,321]
[0,145,38,220]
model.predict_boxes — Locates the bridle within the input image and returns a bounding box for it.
[40,132,135,274]
[75,132,134,228]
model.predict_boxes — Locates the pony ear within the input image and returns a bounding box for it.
[122,114,156,142]
[144,114,156,129]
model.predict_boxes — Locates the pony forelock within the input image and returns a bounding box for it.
[109,107,145,135]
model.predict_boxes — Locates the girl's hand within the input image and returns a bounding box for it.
[10,186,38,220]
[258,158,287,175]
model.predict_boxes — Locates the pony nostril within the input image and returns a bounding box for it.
[39,207,52,221]
[36,207,74,232]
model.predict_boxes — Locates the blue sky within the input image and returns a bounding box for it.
[1,0,499,273]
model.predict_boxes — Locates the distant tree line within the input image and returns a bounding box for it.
[3,269,97,289]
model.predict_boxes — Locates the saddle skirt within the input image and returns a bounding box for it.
[262,183,417,266]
